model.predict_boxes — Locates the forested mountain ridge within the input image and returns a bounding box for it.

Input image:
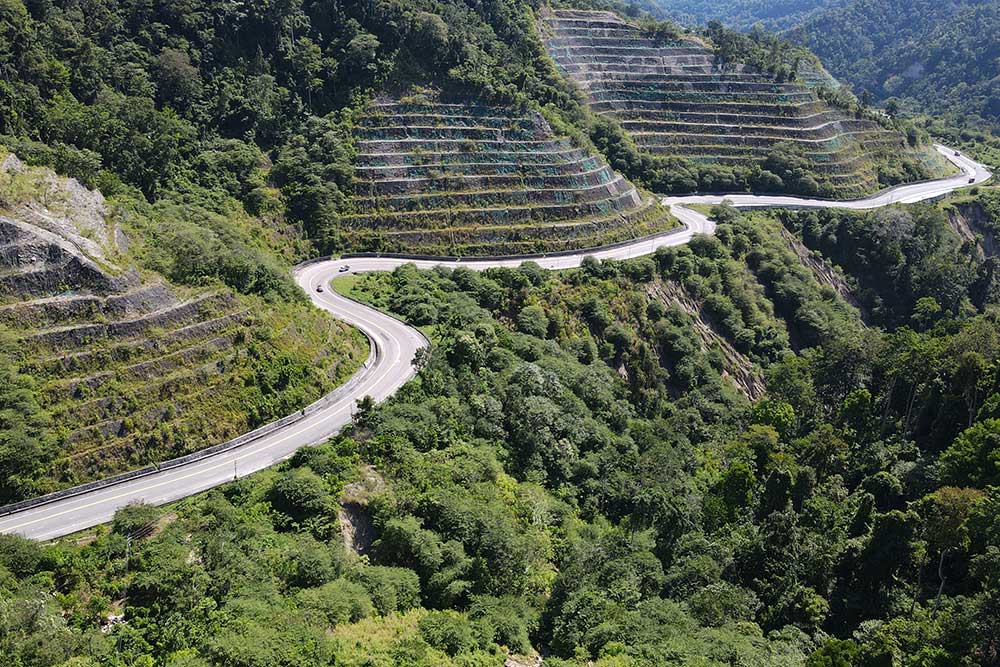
[785,0,1000,129]
[647,0,845,31]
[0,0,951,504]
[0,0,950,259]
[646,0,1000,132]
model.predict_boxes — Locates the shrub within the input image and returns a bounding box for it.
[687,582,761,626]
[516,305,549,338]
[0,534,45,578]
[268,468,335,527]
[112,502,161,537]
[418,610,479,656]
[297,579,373,626]
[355,565,421,615]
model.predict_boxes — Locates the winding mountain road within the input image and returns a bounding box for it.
[0,144,990,540]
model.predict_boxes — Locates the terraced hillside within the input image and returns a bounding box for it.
[0,152,365,497]
[343,98,677,255]
[539,9,945,197]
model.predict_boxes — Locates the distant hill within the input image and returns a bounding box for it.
[785,0,1000,128]
[646,0,845,31]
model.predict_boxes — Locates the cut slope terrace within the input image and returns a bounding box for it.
[344,99,676,255]
[0,152,361,490]
[539,9,944,196]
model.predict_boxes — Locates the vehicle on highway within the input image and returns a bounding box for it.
[339,265,350,272]
[316,285,324,292]
[970,177,976,183]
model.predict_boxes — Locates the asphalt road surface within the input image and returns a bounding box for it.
[0,144,989,540]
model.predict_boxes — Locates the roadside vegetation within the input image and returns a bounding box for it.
[4,199,1000,665]
[0,0,951,259]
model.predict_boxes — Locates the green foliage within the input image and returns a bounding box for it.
[705,21,818,83]
[0,329,50,503]
[468,595,539,655]
[7,198,1000,665]
[787,0,1000,130]
[205,617,334,667]
[268,467,337,534]
[687,581,761,626]
[124,198,300,301]
[650,0,837,31]
[751,400,797,440]
[940,420,1000,487]
[373,515,472,608]
[779,205,978,326]
[0,533,46,578]
[297,580,373,626]
[516,304,550,338]
[111,503,161,536]
[417,610,480,656]
[0,0,650,258]
[806,639,860,667]
[355,566,422,616]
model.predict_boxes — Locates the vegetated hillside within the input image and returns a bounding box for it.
[647,0,844,31]
[5,193,1000,665]
[540,9,951,198]
[938,186,1000,302]
[0,0,958,260]
[0,150,366,504]
[342,91,676,255]
[786,0,1000,130]
[0,0,686,256]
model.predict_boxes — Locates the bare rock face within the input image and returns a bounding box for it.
[0,150,135,300]
[0,153,25,173]
[948,202,997,259]
[0,216,127,298]
[0,151,115,263]
[339,465,387,555]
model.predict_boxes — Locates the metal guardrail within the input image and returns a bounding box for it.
[0,256,436,523]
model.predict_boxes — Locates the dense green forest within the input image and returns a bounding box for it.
[646,0,843,31]
[645,0,1000,133]
[1,0,687,255]
[4,193,1000,665]
[786,0,1000,131]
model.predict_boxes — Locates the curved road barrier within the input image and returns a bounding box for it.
[0,144,989,540]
